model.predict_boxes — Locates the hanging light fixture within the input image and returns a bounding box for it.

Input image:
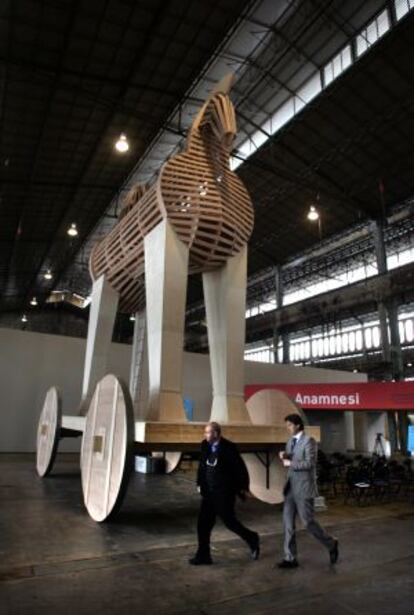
[21,314,28,323]
[30,297,38,306]
[44,269,53,280]
[129,314,136,322]
[115,133,129,153]
[67,222,78,237]
[307,205,319,221]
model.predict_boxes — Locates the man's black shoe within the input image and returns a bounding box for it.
[250,535,260,561]
[189,554,213,566]
[330,539,339,564]
[277,559,299,569]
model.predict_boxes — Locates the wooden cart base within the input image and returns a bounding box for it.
[37,376,320,521]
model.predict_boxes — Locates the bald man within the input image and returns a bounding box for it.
[189,421,260,565]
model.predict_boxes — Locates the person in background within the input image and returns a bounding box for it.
[277,413,339,569]
[189,421,260,565]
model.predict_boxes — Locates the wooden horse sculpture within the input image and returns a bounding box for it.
[88,74,254,425]
[35,77,322,522]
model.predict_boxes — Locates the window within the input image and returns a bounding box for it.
[317,338,323,356]
[324,45,352,86]
[271,98,295,134]
[365,327,372,348]
[251,128,269,150]
[295,73,322,111]
[230,156,243,171]
[406,319,414,343]
[356,10,390,57]
[395,0,414,21]
[372,326,381,347]
[399,321,406,343]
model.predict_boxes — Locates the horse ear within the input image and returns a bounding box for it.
[209,73,235,97]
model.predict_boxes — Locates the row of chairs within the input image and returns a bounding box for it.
[317,451,414,505]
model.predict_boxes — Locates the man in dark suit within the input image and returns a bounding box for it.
[277,413,339,569]
[189,421,260,565]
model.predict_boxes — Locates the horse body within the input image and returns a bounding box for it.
[90,91,254,314]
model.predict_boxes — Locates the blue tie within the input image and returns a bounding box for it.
[291,438,297,453]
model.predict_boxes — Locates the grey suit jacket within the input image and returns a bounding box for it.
[284,433,318,500]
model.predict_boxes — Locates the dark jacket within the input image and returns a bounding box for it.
[197,437,250,497]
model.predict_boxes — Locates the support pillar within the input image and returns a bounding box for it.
[273,265,283,363]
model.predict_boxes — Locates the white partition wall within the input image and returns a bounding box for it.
[0,327,367,452]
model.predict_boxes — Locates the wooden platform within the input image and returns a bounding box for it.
[134,421,320,452]
[61,415,320,452]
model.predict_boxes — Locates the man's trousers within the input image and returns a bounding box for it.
[197,492,257,557]
[283,490,335,561]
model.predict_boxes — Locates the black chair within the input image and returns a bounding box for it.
[344,464,374,505]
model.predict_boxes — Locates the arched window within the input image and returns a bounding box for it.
[406,319,414,343]
[318,338,324,356]
[399,321,405,343]
[372,326,380,347]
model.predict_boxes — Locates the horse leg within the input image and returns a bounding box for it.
[80,274,119,414]
[144,219,189,422]
[202,245,250,424]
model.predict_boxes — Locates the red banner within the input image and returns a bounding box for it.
[245,382,414,411]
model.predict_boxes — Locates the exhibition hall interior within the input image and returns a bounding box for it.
[1,1,413,613]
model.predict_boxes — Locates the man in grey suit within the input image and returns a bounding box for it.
[277,414,339,568]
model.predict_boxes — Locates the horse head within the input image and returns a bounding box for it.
[189,74,237,152]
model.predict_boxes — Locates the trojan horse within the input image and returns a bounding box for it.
[86,73,255,425]
[36,77,321,520]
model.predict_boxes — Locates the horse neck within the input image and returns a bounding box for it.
[186,127,230,172]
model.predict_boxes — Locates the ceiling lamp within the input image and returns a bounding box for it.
[21,314,28,323]
[115,133,129,153]
[67,223,78,237]
[44,269,53,280]
[307,205,319,221]
[30,297,38,306]
[129,314,136,322]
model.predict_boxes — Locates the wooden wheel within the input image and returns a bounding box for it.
[151,451,182,474]
[81,374,134,522]
[243,389,307,504]
[164,452,182,473]
[36,387,62,477]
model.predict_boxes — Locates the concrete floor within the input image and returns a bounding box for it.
[0,454,413,615]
